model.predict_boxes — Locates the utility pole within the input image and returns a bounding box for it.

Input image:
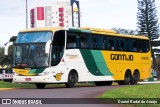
[26,0,28,29]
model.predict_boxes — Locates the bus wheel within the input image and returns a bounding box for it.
[65,72,77,88]
[36,83,46,89]
[130,71,140,85]
[118,71,131,85]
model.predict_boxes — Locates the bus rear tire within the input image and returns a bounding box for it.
[36,83,46,89]
[65,71,77,88]
[118,70,131,85]
[130,71,140,85]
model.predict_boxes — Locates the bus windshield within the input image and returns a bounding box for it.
[13,31,52,68]
[13,43,49,68]
[16,31,52,43]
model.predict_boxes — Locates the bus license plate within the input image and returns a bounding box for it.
[25,78,31,81]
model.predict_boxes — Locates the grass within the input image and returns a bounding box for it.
[0,81,94,88]
[0,81,35,88]
[99,84,160,107]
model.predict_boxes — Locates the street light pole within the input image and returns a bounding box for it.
[26,0,28,29]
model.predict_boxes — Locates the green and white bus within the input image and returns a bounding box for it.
[5,27,151,88]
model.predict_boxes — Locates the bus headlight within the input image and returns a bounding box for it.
[38,72,49,76]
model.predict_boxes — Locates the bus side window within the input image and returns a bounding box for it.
[88,34,92,49]
[133,41,138,52]
[125,39,128,51]
[146,41,150,52]
[102,36,106,49]
[93,36,97,49]
[67,34,77,49]
[143,41,146,52]
[127,39,132,51]
[143,40,149,52]
[97,35,103,49]
[120,39,125,51]
[80,34,88,49]
[108,38,114,50]
[139,40,143,52]
[123,38,128,51]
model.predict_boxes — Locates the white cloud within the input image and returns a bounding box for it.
[108,0,119,4]
[0,0,25,16]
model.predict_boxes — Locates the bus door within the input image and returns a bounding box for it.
[51,30,65,66]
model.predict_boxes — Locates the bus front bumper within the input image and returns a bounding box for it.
[13,75,63,83]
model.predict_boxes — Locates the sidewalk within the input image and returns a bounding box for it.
[138,81,160,84]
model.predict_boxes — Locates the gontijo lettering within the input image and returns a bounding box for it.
[111,54,133,61]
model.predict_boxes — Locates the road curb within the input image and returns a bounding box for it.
[0,88,14,91]
[138,81,160,84]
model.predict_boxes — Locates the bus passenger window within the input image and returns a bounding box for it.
[97,36,103,49]
[146,41,149,52]
[93,36,97,49]
[108,39,114,50]
[80,35,88,48]
[133,42,138,52]
[120,40,124,51]
[102,37,106,49]
[143,42,146,52]
[139,41,143,52]
[143,41,149,52]
[67,35,77,49]
[67,43,76,48]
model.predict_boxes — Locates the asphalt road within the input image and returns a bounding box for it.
[0,85,124,107]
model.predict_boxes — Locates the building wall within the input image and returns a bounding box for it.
[30,0,81,28]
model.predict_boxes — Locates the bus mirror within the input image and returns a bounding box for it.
[45,40,51,54]
[4,42,13,55]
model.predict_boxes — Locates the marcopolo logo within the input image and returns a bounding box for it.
[110,54,133,61]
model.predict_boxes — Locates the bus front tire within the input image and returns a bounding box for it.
[65,72,77,88]
[36,83,46,89]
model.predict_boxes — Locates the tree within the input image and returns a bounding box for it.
[0,46,5,67]
[112,28,138,35]
[0,36,17,68]
[137,0,159,40]
[9,36,17,42]
[137,0,160,79]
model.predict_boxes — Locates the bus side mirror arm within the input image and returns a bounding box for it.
[4,42,13,55]
[45,40,51,54]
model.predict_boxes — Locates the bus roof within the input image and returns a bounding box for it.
[19,27,64,32]
[19,27,149,40]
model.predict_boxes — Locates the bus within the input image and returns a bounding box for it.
[5,27,151,88]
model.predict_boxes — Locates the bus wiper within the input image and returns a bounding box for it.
[30,58,38,68]
[19,54,28,67]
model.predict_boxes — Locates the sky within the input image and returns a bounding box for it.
[0,0,160,46]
